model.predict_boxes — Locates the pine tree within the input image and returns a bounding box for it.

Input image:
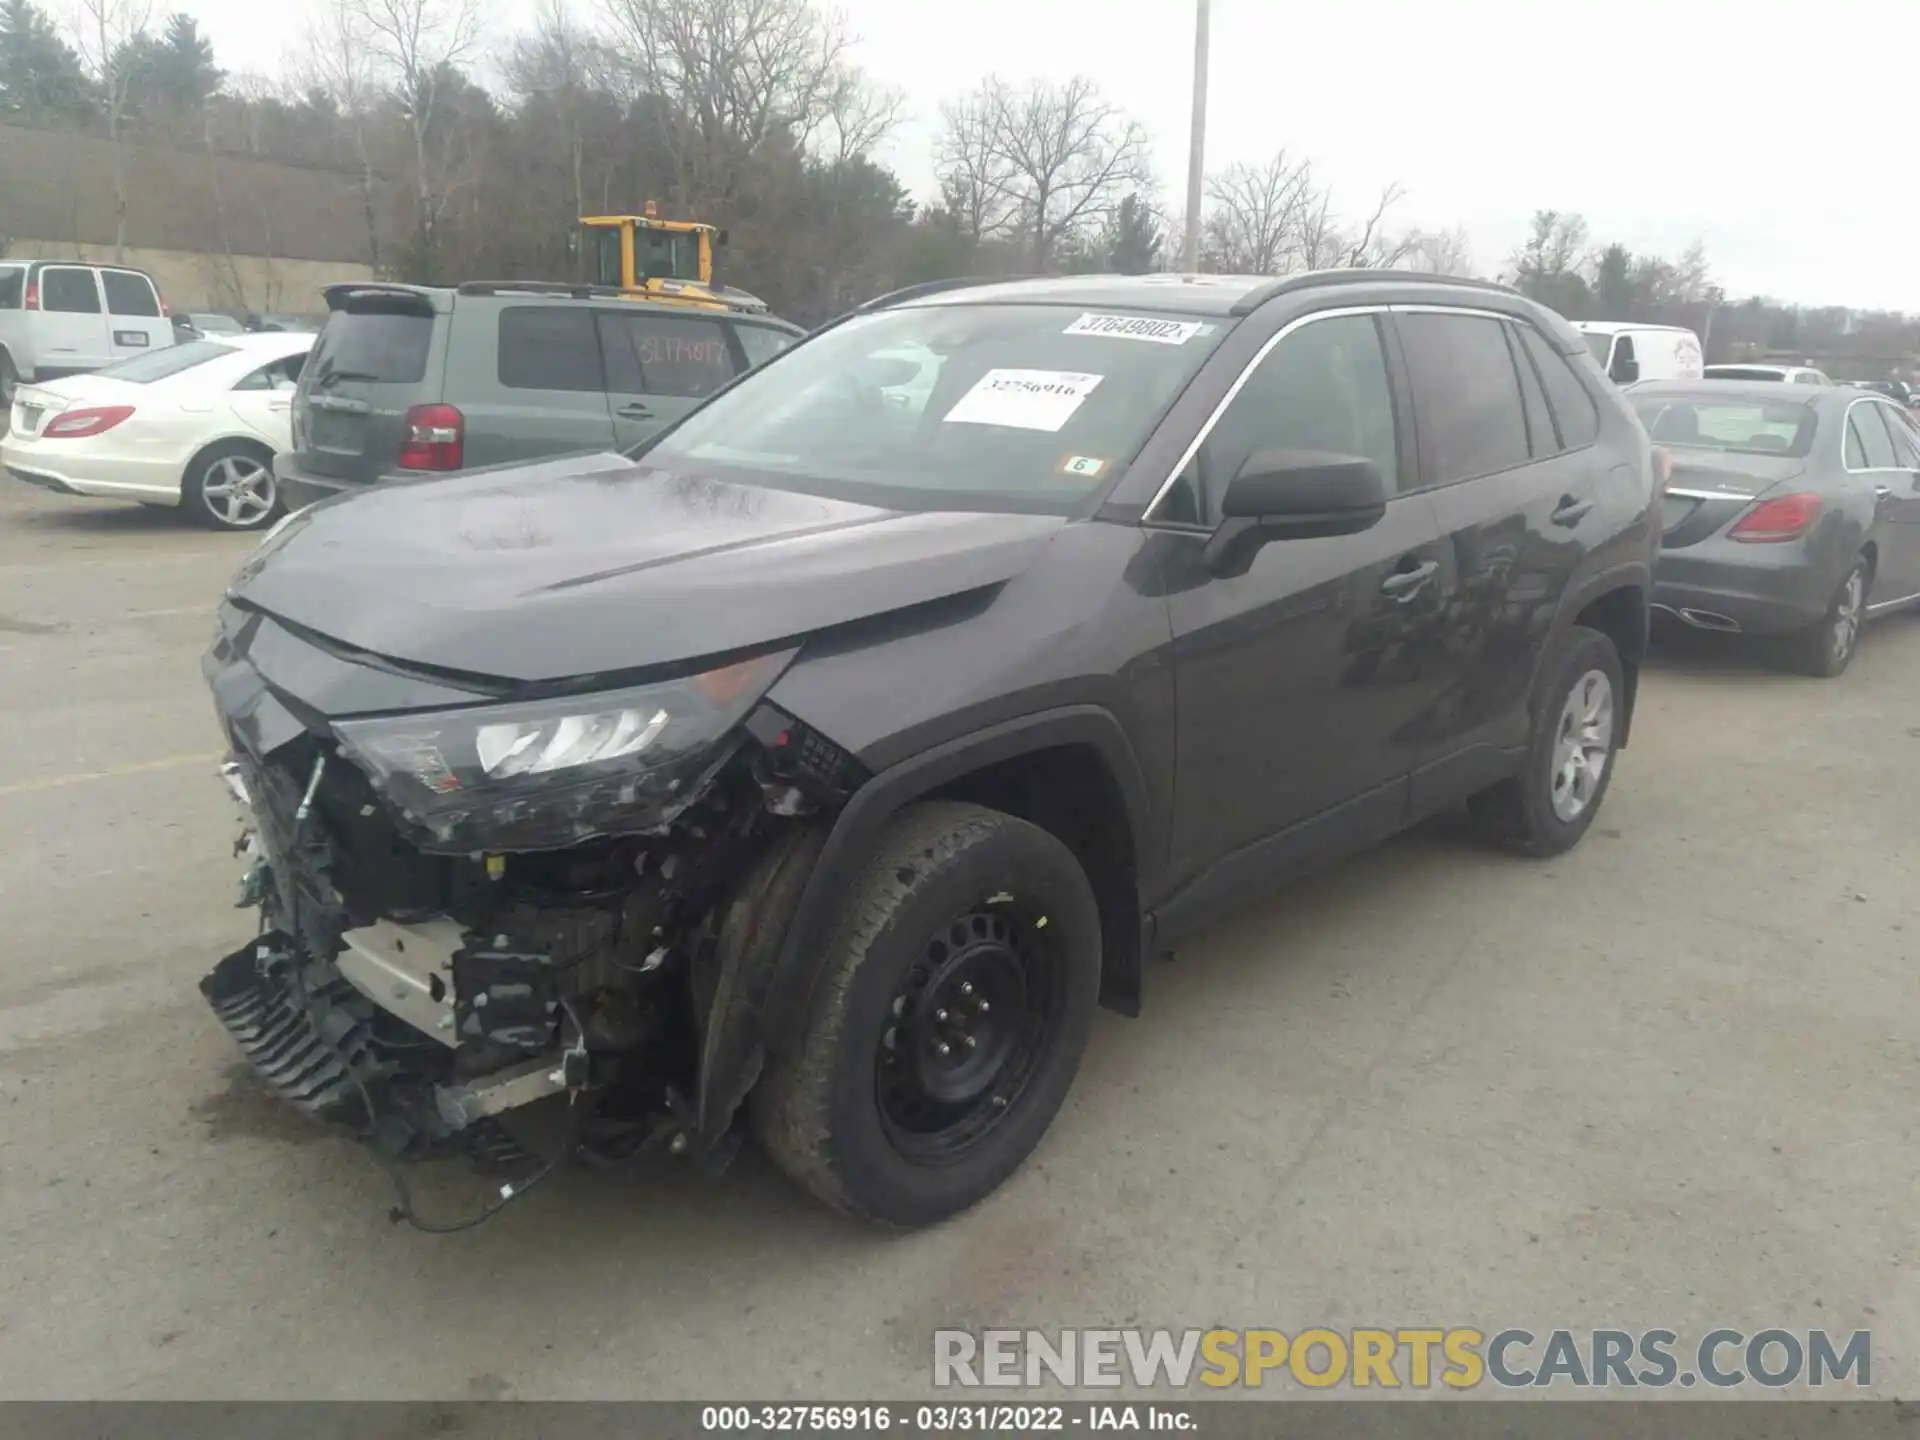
[0,0,97,125]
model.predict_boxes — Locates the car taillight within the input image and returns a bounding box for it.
[23,280,38,310]
[42,405,134,438]
[1730,491,1821,543]
[398,403,464,470]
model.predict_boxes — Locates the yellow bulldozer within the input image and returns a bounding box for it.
[574,203,770,315]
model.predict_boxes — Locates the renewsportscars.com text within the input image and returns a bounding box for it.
[932,1327,1872,1391]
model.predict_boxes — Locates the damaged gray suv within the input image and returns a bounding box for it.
[202,272,1658,1227]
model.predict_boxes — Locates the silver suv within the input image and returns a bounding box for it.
[277,281,803,510]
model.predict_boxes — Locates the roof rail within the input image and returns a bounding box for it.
[456,280,622,299]
[1229,269,1523,315]
[857,275,1038,312]
[456,278,774,316]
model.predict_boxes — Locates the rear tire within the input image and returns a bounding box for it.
[182,441,281,531]
[751,801,1101,1227]
[1467,624,1624,857]
[1784,556,1867,678]
[0,351,16,409]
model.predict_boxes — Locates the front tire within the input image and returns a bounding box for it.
[1468,624,1624,857]
[751,801,1101,1227]
[1784,556,1867,678]
[182,441,281,531]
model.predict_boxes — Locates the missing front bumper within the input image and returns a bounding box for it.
[198,932,564,1169]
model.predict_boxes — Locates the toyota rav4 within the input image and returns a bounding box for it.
[201,271,1658,1228]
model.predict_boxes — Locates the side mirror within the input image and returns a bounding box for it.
[1610,353,1641,384]
[1203,450,1388,578]
[716,229,730,247]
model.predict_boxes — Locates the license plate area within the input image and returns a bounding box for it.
[113,329,149,347]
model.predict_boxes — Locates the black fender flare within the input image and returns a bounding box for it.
[1548,558,1651,745]
[757,704,1158,1056]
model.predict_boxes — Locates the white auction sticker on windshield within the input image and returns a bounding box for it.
[942,369,1103,432]
[1064,313,1205,345]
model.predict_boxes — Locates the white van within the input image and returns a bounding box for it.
[0,261,175,404]
[1573,321,1704,386]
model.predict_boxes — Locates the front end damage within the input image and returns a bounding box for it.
[200,611,863,1216]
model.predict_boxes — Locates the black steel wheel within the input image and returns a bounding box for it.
[874,903,1066,1165]
[752,801,1101,1226]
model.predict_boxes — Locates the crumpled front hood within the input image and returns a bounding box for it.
[228,452,1067,684]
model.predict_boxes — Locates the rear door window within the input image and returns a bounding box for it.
[1851,401,1898,469]
[1396,311,1531,486]
[0,267,22,308]
[599,312,736,398]
[1884,406,1920,468]
[41,267,101,313]
[100,269,160,316]
[308,305,433,385]
[497,306,606,391]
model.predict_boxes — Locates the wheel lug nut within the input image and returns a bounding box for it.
[935,1008,949,1022]
[976,1000,990,1014]
[965,1035,977,1050]
[960,982,974,996]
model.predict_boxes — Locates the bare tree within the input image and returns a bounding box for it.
[349,0,483,269]
[298,0,385,268]
[946,75,1149,270]
[1400,224,1476,276]
[598,0,856,206]
[505,0,609,227]
[1201,150,1316,273]
[820,65,904,166]
[70,0,154,259]
[934,80,1018,247]
[1293,181,1414,270]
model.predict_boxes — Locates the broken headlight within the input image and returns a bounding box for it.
[332,649,795,853]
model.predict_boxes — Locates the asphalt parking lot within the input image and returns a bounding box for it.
[0,478,1915,1401]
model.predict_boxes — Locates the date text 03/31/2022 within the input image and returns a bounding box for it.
[701,1404,1195,1432]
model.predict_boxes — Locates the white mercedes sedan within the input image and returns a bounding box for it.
[3,330,314,530]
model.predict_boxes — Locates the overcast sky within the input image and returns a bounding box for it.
[164,0,1916,312]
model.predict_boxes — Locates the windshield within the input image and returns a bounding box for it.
[1583,332,1613,366]
[643,303,1231,512]
[639,228,702,283]
[1633,396,1818,458]
[92,340,237,383]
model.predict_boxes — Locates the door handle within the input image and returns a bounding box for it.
[1550,494,1594,527]
[1874,484,1893,499]
[266,400,291,412]
[616,402,654,419]
[1380,559,1438,601]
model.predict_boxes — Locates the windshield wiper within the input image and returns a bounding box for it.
[309,366,382,389]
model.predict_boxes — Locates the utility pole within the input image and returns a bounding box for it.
[1181,0,1210,272]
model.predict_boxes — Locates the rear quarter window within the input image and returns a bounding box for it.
[734,323,796,368]
[309,306,434,385]
[1517,325,1601,449]
[100,270,160,316]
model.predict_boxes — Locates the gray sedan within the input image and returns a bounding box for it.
[1632,380,1920,676]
